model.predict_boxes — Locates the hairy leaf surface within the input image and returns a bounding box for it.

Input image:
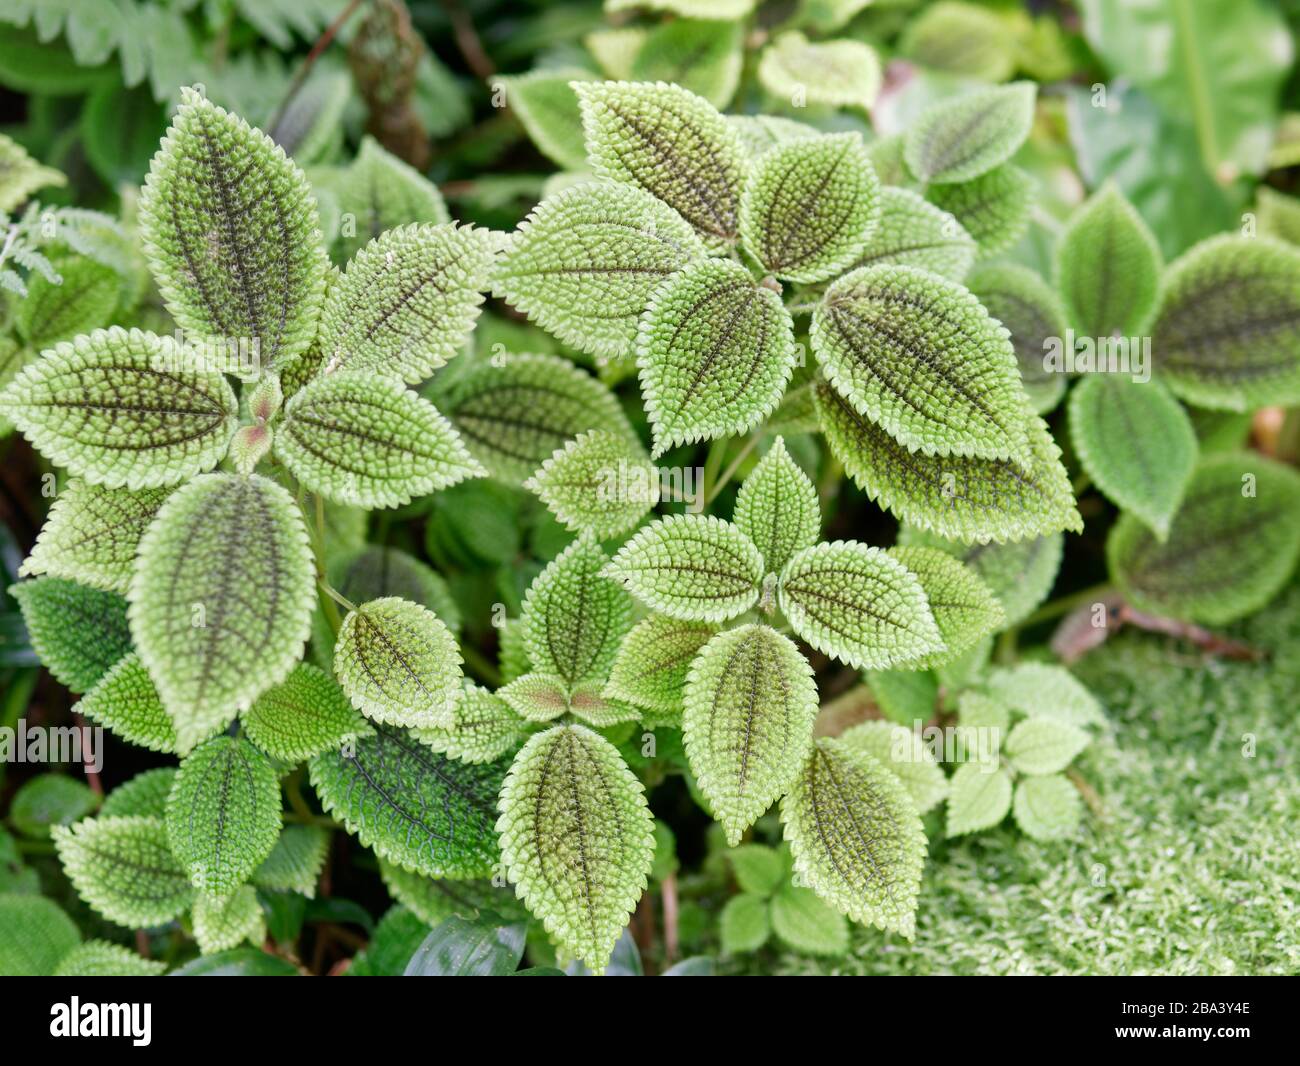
[757,32,881,110]
[252,825,329,896]
[839,721,948,815]
[849,186,975,281]
[927,164,1034,255]
[983,662,1107,730]
[413,682,533,764]
[603,614,718,717]
[524,430,657,539]
[15,254,119,350]
[1004,717,1090,776]
[497,672,572,723]
[884,545,1004,669]
[74,654,177,754]
[101,768,177,819]
[10,576,131,693]
[244,663,371,763]
[904,82,1036,184]
[192,884,264,954]
[727,115,818,159]
[734,437,820,576]
[966,263,1068,414]
[53,941,167,978]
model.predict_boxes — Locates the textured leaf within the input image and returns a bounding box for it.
[101,768,177,819]
[493,181,704,360]
[139,88,327,375]
[496,724,655,973]
[321,544,462,648]
[0,338,32,438]
[15,254,119,350]
[849,187,975,281]
[502,68,592,171]
[314,223,495,384]
[884,545,1004,669]
[333,597,463,729]
[244,662,371,763]
[603,614,717,718]
[1107,452,1300,624]
[310,724,507,878]
[435,353,638,483]
[524,430,657,539]
[0,895,79,976]
[0,327,238,490]
[1150,236,1300,410]
[53,816,194,926]
[816,382,1082,543]
[497,672,571,723]
[413,682,533,764]
[684,623,818,844]
[129,473,315,750]
[20,481,172,593]
[1056,184,1162,339]
[9,774,99,838]
[813,265,1031,466]
[606,514,764,622]
[864,132,909,186]
[719,892,771,953]
[1256,186,1300,245]
[1069,375,1197,539]
[53,940,167,977]
[769,884,850,955]
[983,662,1107,729]
[739,133,880,283]
[1012,774,1082,841]
[74,653,177,754]
[728,115,819,159]
[566,682,642,727]
[276,373,484,509]
[777,542,943,670]
[193,884,265,954]
[0,130,65,212]
[1004,717,1090,776]
[927,164,1034,255]
[781,738,926,936]
[575,81,746,244]
[757,32,881,110]
[379,860,527,927]
[630,19,743,109]
[945,762,1012,836]
[252,824,329,896]
[904,82,1036,184]
[733,437,820,578]
[839,721,948,815]
[956,689,1010,736]
[10,576,131,693]
[966,263,1068,414]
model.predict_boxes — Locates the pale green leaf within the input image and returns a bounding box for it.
[630,19,743,109]
[0,131,65,212]
[74,653,177,754]
[904,82,1036,184]
[320,544,462,652]
[10,576,131,693]
[0,894,78,976]
[719,892,771,954]
[864,132,909,187]
[15,254,118,350]
[252,824,329,896]
[53,940,167,977]
[1012,774,1082,841]
[9,774,99,838]
[901,1,1016,82]
[849,186,975,281]
[244,662,371,763]
[966,262,1068,414]
[757,32,881,110]
[566,682,642,727]
[729,843,787,897]
[380,861,527,928]
[727,115,819,159]
[603,613,717,719]
[497,672,571,723]
[927,163,1035,255]
[884,545,1004,669]
[193,884,265,954]
[1005,717,1090,776]
[733,437,820,576]
[839,721,948,815]
[524,430,657,539]
[769,884,850,956]
[1256,186,1300,245]
[945,762,1012,836]
[412,681,533,764]
[101,768,177,819]
[502,67,592,171]
[864,668,938,727]
[983,662,1107,730]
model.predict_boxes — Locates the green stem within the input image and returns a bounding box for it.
[1018,582,1113,630]
[704,435,760,507]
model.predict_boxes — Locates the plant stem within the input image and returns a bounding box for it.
[704,435,759,507]
[267,0,367,134]
[1018,582,1112,629]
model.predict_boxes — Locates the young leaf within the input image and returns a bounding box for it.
[15,254,119,350]
[769,884,850,956]
[275,373,485,509]
[496,724,655,974]
[904,82,1036,184]
[101,768,177,819]
[781,738,926,936]
[312,724,506,880]
[574,80,746,245]
[9,577,131,693]
[413,682,533,764]
[1069,375,1197,539]
[193,884,265,954]
[606,514,764,622]
[1150,235,1300,410]
[1004,717,1090,776]
[777,542,943,670]
[129,473,315,750]
[945,762,1012,836]
[983,662,1107,729]
[816,382,1082,543]
[739,133,881,283]
[884,545,1004,669]
[497,672,572,723]
[683,624,818,844]
[839,721,948,815]
[138,88,327,375]
[252,825,329,896]
[74,653,177,754]
[813,266,1031,467]
[1055,184,1162,339]
[637,258,796,456]
[492,181,705,360]
[20,481,173,593]
[53,941,168,978]
[757,32,881,110]
[166,735,281,896]
[966,262,1068,414]
[53,816,194,927]
[733,437,820,576]
[243,662,371,763]
[1107,452,1300,624]
[730,843,786,896]
[566,682,642,727]
[927,164,1034,255]
[630,19,743,109]
[333,596,463,729]
[1012,775,1082,841]
[0,130,65,211]
[720,892,771,954]
[603,614,718,718]
[0,327,238,490]
[524,430,658,539]
[849,186,975,281]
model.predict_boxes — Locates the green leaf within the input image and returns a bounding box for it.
[524,430,657,539]
[927,164,1035,256]
[1004,717,1090,776]
[166,735,282,896]
[405,914,528,976]
[777,542,943,670]
[10,576,131,693]
[252,824,329,896]
[630,19,743,110]
[311,724,507,878]
[719,892,771,953]
[523,534,632,687]
[129,473,315,751]
[321,545,462,651]
[900,1,1016,82]
[435,352,638,484]
[849,186,975,282]
[333,597,463,729]
[193,884,265,954]
[757,32,881,110]
[501,68,592,172]
[956,689,1009,738]
[171,949,301,976]
[566,681,642,727]
[1256,186,1300,245]
[1150,236,1300,411]
[493,181,704,360]
[816,382,1082,543]
[15,254,119,350]
[1069,376,1196,539]
[1107,451,1300,624]
[10,774,99,838]
[313,223,495,385]
[728,115,819,159]
[277,373,483,509]
[497,723,655,974]
[497,672,571,723]
[864,668,938,727]
[574,81,746,245]
[139,88,328,375]
[53,940,167,977]
[603,613,718,719]
[413,682,533,764]
[244,662,371,763]
[0,327,238,490]
[769,884,850,956]
[0,895,79,976]
[53,816,194,927]
[683,624,818,844]
[729,843,786,897]
[0,131,65,212]
[864,132,909,186]
[966,263,1068,415]
[101,769,176,820]
[733,437,820,576]
[606,514,764,622]
[813,265,1031,467]
[839,721,948,815]
[983,662,1107,729]
[1055,183,1162,339]
[268,69,350,164]
[637,258,796,456]
[74,653,177,754]
[380,860,527,927]
[1012,774,1082,841]
[781,738,926,936]
[945,762,1012,836]
[884,545,1004,669]
[20,481,172,593]
[904,82,1036,184]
